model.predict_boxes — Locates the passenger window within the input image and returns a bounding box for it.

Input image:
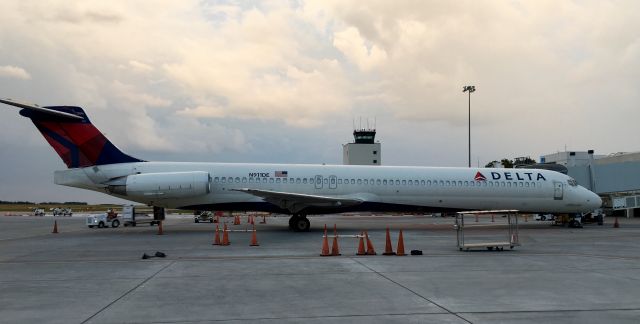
[310,178,314,184]
[303,178,308,184]
[357,179,362,185]
[351,179,355,184]
[364,179,368,185]
[440,181,444,186]
[519,182,523,187]
[452,181,456,187]
[338,179,342,184]
[402,180,407,185]
[389,180,394,186]
[214,177,219,182]
[377,179,382,185]
[446,181,451,186]
[470,181,474,187]
[296,178,301,184]
[370,179,374,185]
[324,178,328,184]
[270,178,275,183]
[383,180,387,185]
[395,180,400,185]
[276,178,281,183]
[525,182,530,187]
[221,177,226,183]
[242,177,247,183]
[422,180,426,185]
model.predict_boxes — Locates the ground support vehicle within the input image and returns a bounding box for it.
[194,211,214,223]
[554,214,584,228]
[455,210,520,251]
[32,208,45,216]
[87,212,120,228]
[52,207,72,217]
[122,205,160,227]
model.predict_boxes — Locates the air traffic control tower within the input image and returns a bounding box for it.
[342,128,381,165]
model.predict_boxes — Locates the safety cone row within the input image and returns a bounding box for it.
[221,224,230,245]
[250,225,260,246]
[212,224,221,245]
[320,224,330,256]
[356,231,366,255]
[382,227,396,255]
[331,224,341,256]
[396,230,406,256]
[52,220,59,234]
[365,231,376,255]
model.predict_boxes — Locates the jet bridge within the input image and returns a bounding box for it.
[455,210,520,251]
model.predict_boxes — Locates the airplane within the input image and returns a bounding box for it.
[1,98,602,231]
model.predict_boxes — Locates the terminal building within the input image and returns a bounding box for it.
[540,150,640,217]
[343,129,381,166]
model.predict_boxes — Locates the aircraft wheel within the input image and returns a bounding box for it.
[292,217,310,232]
[288,215,296,229]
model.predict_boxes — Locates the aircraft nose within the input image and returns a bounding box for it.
[585,190,602,210]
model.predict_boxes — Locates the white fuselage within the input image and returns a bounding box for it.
[54,162,602,214]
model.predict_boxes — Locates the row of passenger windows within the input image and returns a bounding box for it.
[213,177,539,188]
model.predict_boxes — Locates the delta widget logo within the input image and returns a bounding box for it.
[474,172,487,181]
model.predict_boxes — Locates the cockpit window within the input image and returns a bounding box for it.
[567,178,578,186]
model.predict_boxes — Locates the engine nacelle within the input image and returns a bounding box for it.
[109,171,211,199]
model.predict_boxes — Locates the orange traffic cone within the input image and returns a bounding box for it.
[331,224,341,256]
[250,215,255,225]
[214,215,219,223]
[320,224,330,256]
[365,231,376,255]
[383,227,395,255]
[250,225,260,246]
[52,220,59,234]
[157,221,164,235]
[356,231,366,255]
[233,215,240,225]
[222,224,230,245]
[511,233,518,244]
[396,230,406,256]
[212,224,221,245]
[614,217,620,228]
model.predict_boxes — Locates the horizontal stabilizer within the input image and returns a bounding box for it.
[0,98,83,120]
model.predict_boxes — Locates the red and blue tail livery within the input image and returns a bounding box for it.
[4,99,144,168]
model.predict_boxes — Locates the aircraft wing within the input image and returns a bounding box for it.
[232,188,363,214]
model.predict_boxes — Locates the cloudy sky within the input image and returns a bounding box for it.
[1,0,639,203]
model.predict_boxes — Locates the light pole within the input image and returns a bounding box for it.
[463,85,475,168]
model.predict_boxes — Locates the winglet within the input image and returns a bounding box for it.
[0,98,83,120]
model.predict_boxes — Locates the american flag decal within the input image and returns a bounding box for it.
[474,172,487,181]
[275,171,288,177]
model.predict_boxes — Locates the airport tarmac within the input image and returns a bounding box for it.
[1,214,640,323]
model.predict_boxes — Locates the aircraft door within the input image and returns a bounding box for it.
[315,175,323,189]
[329,175,337,189]
[553,181,563,200]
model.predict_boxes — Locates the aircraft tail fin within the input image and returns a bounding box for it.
[1,98,144,168]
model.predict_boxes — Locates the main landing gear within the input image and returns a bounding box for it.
[288,214,310,232]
